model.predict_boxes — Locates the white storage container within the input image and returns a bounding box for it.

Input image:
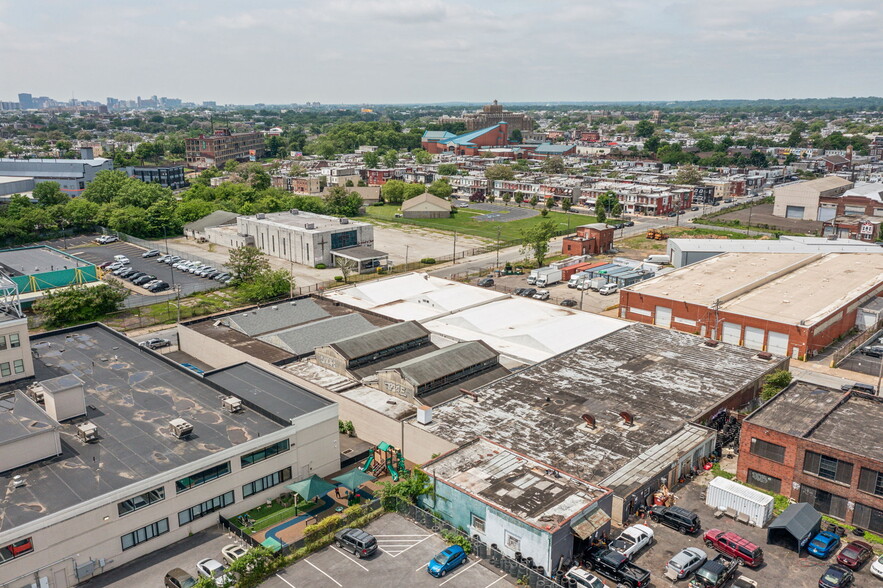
[705,476,774,527]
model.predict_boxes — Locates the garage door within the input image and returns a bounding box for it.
[818,206,836,222]
[655,306,672,329]
[785,205,805,219]
[722,322,741,345]
[744,326,765,350]
[767,331,789,355]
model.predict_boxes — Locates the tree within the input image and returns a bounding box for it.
[82,170,130,204]
[748,150,769,168]
[595,206,607,224]
[335,256,358,283]
[237,269,295,303]
[225,546,276,588]
[413,149,433,165]
[363,151,379,169]
[673,164,703,185]
[382,149,398,168]
[324,185,363,216]
[611,202,622,218]
[484,164,515,182]
[34,182,68,207]
[382,179,406,204]
[224,159,240,172]
[288,163,307,177]
[635,120,655,138]
[502,194,512,204]
[529,195,539,208]
[512,159,530,172]
[787,129,802,148]
[227,245,270,283]
[510,129,523,143]
[437,163,458,176]
[545,197,555,209]
[520,219,558,268]
[761,370,793,401]
[403,183,425,200]
[541,156,566,174]
[33,282,128,328]
[427,179,452,199]
[643,136,661,153]
[561,199,572,213]
[63,198,101,228]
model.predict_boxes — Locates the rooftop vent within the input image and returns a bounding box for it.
[169,418,194,439]
[77,422,98,443]
[304,223,316,230]
[340,218,349,224]
[222,396,243,413]
[256,213,266,219]
[416,405,432,425]
[272,306,278,310]
[290,209,299,215]
[619,411,635,426]
[581,413,595,429]
[755,351,773,361]
[704,339,719,348]
[460,388,478,403]
[12,475,25,488]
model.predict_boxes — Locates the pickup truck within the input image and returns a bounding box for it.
[609,524,654,560]
[581,546,650,588]
[689,554,740,588]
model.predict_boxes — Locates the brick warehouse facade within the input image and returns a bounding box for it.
[737,382,883,534]
[562,224,614,256]
[185,128,265,170]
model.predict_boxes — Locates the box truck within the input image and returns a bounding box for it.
[536,268,563,287]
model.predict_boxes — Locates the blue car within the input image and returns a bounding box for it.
[427,545,467,577]
[808,531,841,559]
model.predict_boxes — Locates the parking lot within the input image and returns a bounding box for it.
[266,514,512,588]
[838,330,883,377]
[473,272,618,315]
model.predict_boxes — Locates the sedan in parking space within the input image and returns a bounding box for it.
[871,553,883,579]
[836,540,873,569]
[147,282,170,292]
[667,212,678,217]
[563,566,606,588]
[427,545,466,578]
[860,345,883,358]
[532,290,550,300]
[521,288,537,298]
[561,299,578,307]
[133,274,156,286]
[691,206,700,211]
[477,276,495,287]
[126,272,146,282]
[142,249,161,258]
[609,524,654,560]
[808,531,841,559]
[222,543,248,565]
[196,558,232,587]
[139,338,171,350]
[818,564,854,588]
[164,568,197,588]
[665,546,707,581]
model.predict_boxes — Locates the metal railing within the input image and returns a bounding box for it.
[832,319,883,367]
[219,514,263,550]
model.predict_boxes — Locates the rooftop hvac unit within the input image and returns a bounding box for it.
[755,351,773,361]
[340,218,349,224]
[416,405,432,425]
[169,418,194,439]
[256,213,266,219]
[77,422,99,443]
[26,383,45,403]
[304,223,316,230]
[12,475,25,488]
[222,396,243,413]
[290,209,299,215]
[704,339,719,347]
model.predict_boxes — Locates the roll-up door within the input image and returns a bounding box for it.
[767,331,789,355]
[655,306,672,329]
[722,322,741,345]
[744,326,765,350]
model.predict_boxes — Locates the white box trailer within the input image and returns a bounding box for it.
[705,476,774,527]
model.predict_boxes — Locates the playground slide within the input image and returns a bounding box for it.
[387,463,399,482]
[361,455,374,472]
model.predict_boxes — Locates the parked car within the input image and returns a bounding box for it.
[691,206,700,211]
[477,276,495,287]
[807,531,841,559]
[142,249,161,258]
[819,564,854,588]
[148,282,170,292]
[563,566,606,588]
[133,274,156,285]
[98,261,114,269]
[703,529,764,567]
[427,545,467,578]
[860,345,883,358]
[625,220,635,227]
[222,543,248,565]
[139,338,171,350]
[732,576,758,588]
[598,283,619,296]
[459,202,470,208]
[165,255,181,264]
[195,558,232,587]
[609,524,653,560]
[113,267,133,277]
[666,547,707,581]
[95,235,119,244]
[164,568,197,588]
[334,528,377,559]
[689,554,740,588]
[513,288,526,296]
[667,212,678,217]
[533,290,550,300]
[205,270,222,279]
[580,545,650,588]
[114,255,130,264]
[870,553,883,579]
[198,267,216,277]
[561,299,578,307]
[214,273,231,282]
[649,505,701,535]
[836,541,873,569]
[521,288,537,297]
[126,272,146,282]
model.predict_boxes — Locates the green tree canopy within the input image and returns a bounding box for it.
[485,164,515,182]
[427,179,452,199]
[227,245,270,283]
[541,157,566,174]
[437,163,458,175]
[33,282,128,328]
[33,182,68,207]
[634,120,655,138]
[520,218,558,268]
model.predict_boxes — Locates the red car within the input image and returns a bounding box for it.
[836,541,873,569]
[703,529,764,568]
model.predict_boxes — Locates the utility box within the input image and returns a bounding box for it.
[705,476,774,527]
[169,418,194,439]
[222,396,243,413]
[77,422,98,443]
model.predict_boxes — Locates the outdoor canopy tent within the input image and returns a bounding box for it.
[333,468,376,492]
[767,503,822,552]
[286,475,337,501]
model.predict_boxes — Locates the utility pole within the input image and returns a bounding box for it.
[495,227,501,270]
[747,204,753,237]
[405,245,409,267]
[289,260,294,298]
[452,231,457,262]
[175,285,182,324]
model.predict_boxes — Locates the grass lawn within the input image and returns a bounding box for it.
[233,497,321,533]
[619,226,767,252]
[364,204,594,242]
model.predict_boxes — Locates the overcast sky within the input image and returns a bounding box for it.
[2,0,882,105]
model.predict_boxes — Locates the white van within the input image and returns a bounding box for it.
[643,254,670,264]
[598,282,619,296]
[113,255,130,265]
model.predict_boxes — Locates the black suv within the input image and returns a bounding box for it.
[334,528,377,558]
[649,505,701,534]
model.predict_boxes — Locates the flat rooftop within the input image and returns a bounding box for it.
[257,314,376,357]
[0,325,294,531]
[746,381,883,462]
[0,246,92,277]
[246,210,370,231]
[667,237,882,254]
[415,323,783,486]
[426,438,608,533]
[628,252,883,326]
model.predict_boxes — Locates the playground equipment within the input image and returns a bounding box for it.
[361,441,407,482]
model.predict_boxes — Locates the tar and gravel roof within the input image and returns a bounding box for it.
[414,323,783,486]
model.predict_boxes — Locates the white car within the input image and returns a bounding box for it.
[871,553,883,580]
[563,566,605,588]
[532,290,550,300]
[113,255,130,265]
[196,558,232,587]
[222,543,248,565]
[609,523,654,560]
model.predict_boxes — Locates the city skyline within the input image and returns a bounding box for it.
[3,0,883,104]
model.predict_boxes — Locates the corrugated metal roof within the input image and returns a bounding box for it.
[422,131,456,141]
[258,313,375,356]
[183,210,239,232]
[384,340,497,386]
[441,124,503,147]
[331,321,430,361]
[225,299,330,337]
[708,476,773,506]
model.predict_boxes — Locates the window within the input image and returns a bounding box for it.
[331,230,357,250]
[9,334,19,349]
[178,491,234,525]
[858,467,883,497]
[121,518,169,551]
[747,469,782,494]
[13,360,24,374]
[0,363,9,377]
[241,440,290,468]
[853,502,883,535]
[0,336,6,351]
[799,484,848,520]
[504,530,521,552]
[118,487,165,516]
[471,514,486,534]
[176,462,231,493]
[242,467,292,498]
[749,438,785,464]
[803,451,853,484]
[0,537,34,564]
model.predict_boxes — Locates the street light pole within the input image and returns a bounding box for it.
[495,227,501,270]
[452,231,457,263]
[405,245,409,267]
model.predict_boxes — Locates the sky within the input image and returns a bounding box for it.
[2,0,883,105]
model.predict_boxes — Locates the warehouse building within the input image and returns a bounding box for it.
[0,324,339,588]
[666,235,883,268]
[772,176,853,220]
[738,381,883,534]
[0,157,113,195]
[621,252,883,359]
[314,321,432,378]
[0,176,35,199]
[408,323,787,524]
[400,193,452,218]
[0,246,98,306]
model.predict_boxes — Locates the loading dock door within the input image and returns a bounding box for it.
[744,326,765,350]
[767,331,789,355]
[655,306,672,329]
[722,322,741,345]
[785,205,805,219]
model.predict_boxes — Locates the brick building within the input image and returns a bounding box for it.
[562,224,614,256]
[620,252,883,359]
[738,381,883,534]
[461,100,533,133]
[185,129,265,170]
[421,123,510,156]
[772,176,854,221]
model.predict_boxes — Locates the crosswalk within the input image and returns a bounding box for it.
[373,534,434,558]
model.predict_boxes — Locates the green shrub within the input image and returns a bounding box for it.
[441,530,472,554]
[420,258,436,264]
[316,263,327,269]
[334,276,344,282]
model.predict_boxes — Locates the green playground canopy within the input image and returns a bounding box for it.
[285,475,337,501]
[333,468,376,492]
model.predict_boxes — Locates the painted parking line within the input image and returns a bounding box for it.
[330,545,369,571]
[439,560,482,586]
[275,573,297,588]
[378,534,434,557]
[305,559,342,587]
[482,576,507,588]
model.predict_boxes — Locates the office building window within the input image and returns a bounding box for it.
[0,538,34,563]
[853,502,883,535]
[9,334,19,348]
[749,438,786,463]
[803,451,853,484]
[747,469,782,494]
[176,462,231,493]
[471,514,486,534]
[799,484,848,520]
[0,336,6,350]
[242,467,292,498]
[118,487,165,516]
[178,491,235,525]
[13,360,24,374]
[0,363,9,377]
[858,467,883,497]
[121,519,169,551]
[241,440,290,468]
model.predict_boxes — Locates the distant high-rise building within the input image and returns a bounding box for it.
[203,101,217,108]
[18,93,33,110]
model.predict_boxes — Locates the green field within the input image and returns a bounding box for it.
[364,204,595,242]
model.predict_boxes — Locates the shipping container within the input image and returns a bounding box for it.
[614,270,655,288]
[585,263,618,278]
[705,477,774,527]
[561,261,598,281]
